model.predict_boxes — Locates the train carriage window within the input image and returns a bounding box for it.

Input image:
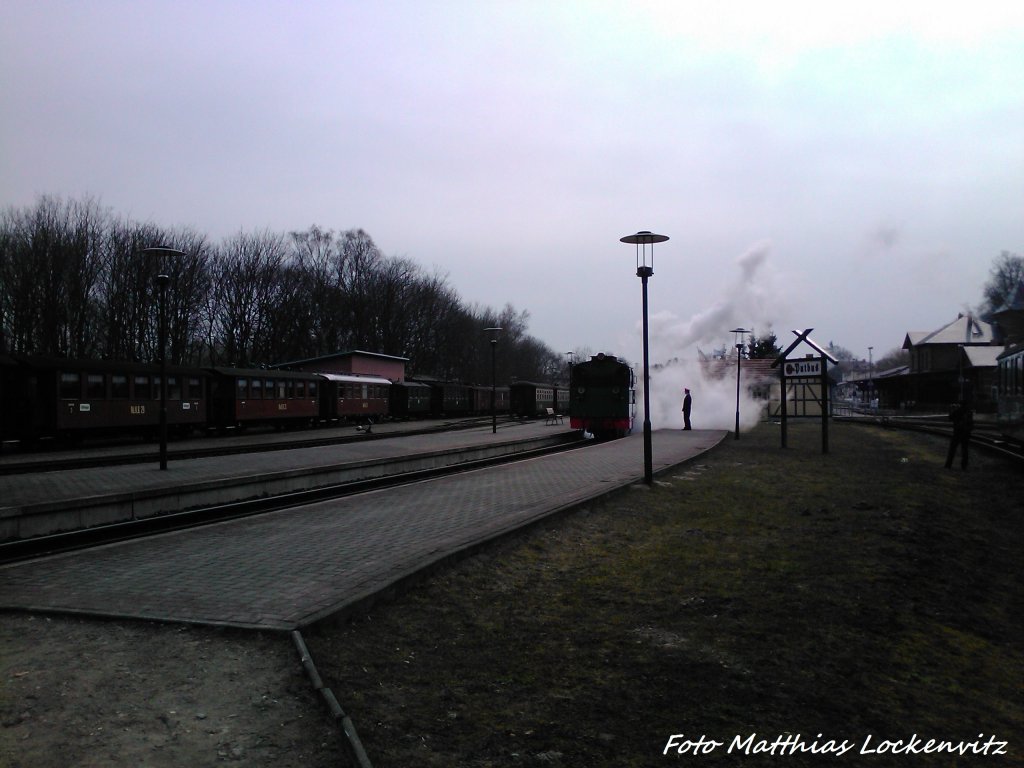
[168,376,181,400]
[86,373,105,399]
[60,372,81,399]
[187,377,202,399]
[237,378,249,399]
[308,381,318,398]
[134,375,151,400]
[152,376,162,400]
[111,374,129,399]
[251,378,263,399]
[265,379,276,399]
[276,380,286,399]
[296,381,306,398]
[286,380,294,399]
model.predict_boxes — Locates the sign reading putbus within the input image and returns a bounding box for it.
[783,359,822,377]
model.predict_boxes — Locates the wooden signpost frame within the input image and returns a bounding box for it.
[771,329,839,454]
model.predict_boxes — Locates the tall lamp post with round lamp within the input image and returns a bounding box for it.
[485,327,502,434]
[730,327,750,440]
[868,345,874,408]
[620,230,668,486]
[142,246,185,470]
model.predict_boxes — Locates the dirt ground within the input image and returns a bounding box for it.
[2,421,1022,767]
[0,617,342,767]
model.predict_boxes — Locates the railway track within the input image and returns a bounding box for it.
[0,416,502,475]
[835,413,1024,464]
[0,432,588,565]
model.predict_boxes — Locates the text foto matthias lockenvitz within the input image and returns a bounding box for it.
[664,733,1010,758]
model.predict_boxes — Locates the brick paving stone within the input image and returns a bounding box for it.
[0,420,566,508]
[0,429,724,630]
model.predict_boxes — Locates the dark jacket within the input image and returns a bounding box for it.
[949,403,973,435]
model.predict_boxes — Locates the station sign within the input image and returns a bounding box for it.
[783,358,822,377]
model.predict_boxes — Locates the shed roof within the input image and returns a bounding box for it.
[318,373,392,385]
[961,346,1004,368]
[876,365,910,379]
[701,357,778,382]
[998,341,1024,361]
[274,350,409,368]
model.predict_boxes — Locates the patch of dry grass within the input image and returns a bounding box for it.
[307,422,1024,767]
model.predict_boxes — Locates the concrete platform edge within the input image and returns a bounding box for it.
[2,432,578,542]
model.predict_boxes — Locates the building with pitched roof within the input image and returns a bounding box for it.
[901,314,1000,411]
[273,350,408,381]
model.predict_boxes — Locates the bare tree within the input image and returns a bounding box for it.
[208,230,287,367]
[979,251,1024,319]
[97,218,159,362]
[0,195,106,357]
[1,199,567,379]
[873,347,909,372]
[287,226,341,357]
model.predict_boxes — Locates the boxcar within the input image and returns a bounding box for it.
[569,354,635,439]
[7,356,208,444]
[389,380,433,419]
[320,373,391,422]
[209,367,321,431]
[509,381,555,418]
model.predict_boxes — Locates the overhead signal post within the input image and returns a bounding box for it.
[620,230,669,486]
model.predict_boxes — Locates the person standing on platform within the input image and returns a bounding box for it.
[944,400,973,470]
[682,388,692,430]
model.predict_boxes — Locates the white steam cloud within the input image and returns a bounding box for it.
[617,241,787,432]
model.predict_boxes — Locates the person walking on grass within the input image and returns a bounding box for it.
[945,399,973,470]
[682,388,692,430]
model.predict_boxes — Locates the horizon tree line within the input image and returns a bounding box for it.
[0,195,563,384]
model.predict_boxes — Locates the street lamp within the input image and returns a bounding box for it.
[868,345,874,408]
[730,327,750,440]
[143,246,185,470]
[620,230,669,485]
[485,327,502,434]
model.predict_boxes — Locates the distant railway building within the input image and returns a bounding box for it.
[275,350,408,382]
[901,314,999,412]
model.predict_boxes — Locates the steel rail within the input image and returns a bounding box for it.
[0,435,588,565]
[834,414,1024,464]
[0,416,503,475]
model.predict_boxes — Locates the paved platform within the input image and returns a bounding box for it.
[0,429,726,631]
[0,420,577,540]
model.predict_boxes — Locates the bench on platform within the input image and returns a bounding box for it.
[545,407,564,425]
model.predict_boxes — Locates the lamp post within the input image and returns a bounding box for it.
[730,327,750,440]
[868,345,874,408]
[620,230,669,485]
[485,327,502,434]
[143,246,184,470]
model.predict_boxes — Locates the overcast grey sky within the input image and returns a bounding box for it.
[3,0,1022,369]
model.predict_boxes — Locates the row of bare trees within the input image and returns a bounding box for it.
[0,196,563,383]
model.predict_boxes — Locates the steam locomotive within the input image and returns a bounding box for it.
[568,353,635,439]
